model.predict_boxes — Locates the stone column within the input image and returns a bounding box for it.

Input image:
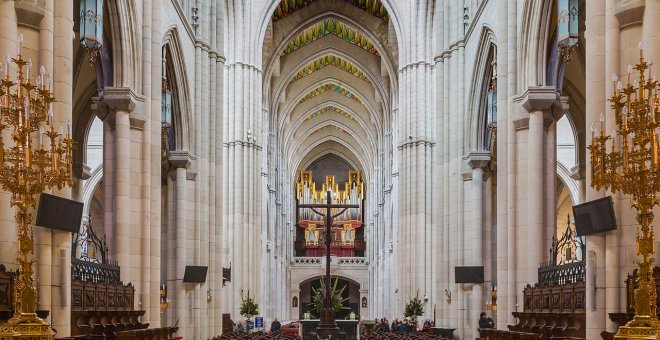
[467,152,490,338]
[604,0,622,332]
[396,60,435,318]
[223,62,263,318]
[517,86,557,301]
[169,151,192,338]
[585,0,607,337]
[50,0,74,332]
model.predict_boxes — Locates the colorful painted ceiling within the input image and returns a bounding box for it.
[305,106,357,121]
[299,83,362,104]
[311,125,350,135]
[281,19,379,56]
[272,0,389,23]
[293,55,370,83]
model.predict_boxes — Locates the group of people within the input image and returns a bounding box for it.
[358,317,434,335]
[231,318,282,333]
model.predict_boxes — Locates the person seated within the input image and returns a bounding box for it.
[479,312,495,329]
[270,318,281,332]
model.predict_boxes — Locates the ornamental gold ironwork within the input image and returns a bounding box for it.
[0,35,73,339]
[588,50,660,338]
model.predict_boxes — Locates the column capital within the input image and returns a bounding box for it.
[168,151,193,169]
[614,0,645,29]
[15,0,45,30]
[93,88,147,129]
[72,162,92,180]
[466,151,491,169]
[517,86,557,112]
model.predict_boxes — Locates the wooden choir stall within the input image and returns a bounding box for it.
[479,215,586,340]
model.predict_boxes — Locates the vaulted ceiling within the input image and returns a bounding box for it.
[263,0,398,182]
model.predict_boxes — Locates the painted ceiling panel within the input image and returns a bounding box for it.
[305,106,357,121]
[292,55,370,83]
[272,0,389,23]
[281,19,379,56]
[299,83,362,104]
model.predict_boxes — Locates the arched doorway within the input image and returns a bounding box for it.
[299,276,362,320]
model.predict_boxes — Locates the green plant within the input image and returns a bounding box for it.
[403,290,424,320]
[308,277,350,317]
[240,289,259,319]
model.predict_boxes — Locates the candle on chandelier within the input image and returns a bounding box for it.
[628,64,633,84]
[3,56,9,78]
[26,59,31,79]
[653,129,659,167]
[23,98,29,125]
[66,114,71,136]
[612,73,618,93]
[650,61,654,80]
[591,122,597,139]
[16,34,23,56]
[39,127,43,145]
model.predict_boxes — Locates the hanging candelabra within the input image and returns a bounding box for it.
[589,44,660,339]
[0,35,73,339]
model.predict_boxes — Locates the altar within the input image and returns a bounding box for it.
[300,320,358,340]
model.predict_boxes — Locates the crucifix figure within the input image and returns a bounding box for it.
[299,190,359,337]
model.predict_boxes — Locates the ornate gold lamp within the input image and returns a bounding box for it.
[0,35,73,339]
[589,46,660,339]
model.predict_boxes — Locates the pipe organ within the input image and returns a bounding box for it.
[295,170,365,257]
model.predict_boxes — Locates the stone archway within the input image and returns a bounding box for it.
[298,276,361,320]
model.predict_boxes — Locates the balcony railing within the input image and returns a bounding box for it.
[291,257,368,266]
[71,258,121,283]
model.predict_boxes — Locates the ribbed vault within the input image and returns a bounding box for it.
[262,0,398,249]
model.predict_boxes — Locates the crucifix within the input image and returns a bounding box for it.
[299,190,359,337]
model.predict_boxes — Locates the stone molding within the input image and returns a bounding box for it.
[517,86,557,112]
[514,86,560,129]
[72,162,92,180]
[614,0,645,29]
[168,151,192,169]
[570,164,585,180]
[95,88,147,130]
[15,0,45,30]
[466,151,491,169]
[397,139,435,150]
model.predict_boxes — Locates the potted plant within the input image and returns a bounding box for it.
[308,277,350,318]
[404,290,424,322]
[240,289,259,330]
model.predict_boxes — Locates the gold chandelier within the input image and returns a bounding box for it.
[589,46,660,339]
[0,35,73,339]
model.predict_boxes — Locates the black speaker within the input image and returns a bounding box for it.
[572,196,617,236]
[455,266,484,283]
[183,265,208,283]
[35,193,84,233]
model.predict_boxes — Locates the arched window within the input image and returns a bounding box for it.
[485,57,497,134]
[480,44,497,151]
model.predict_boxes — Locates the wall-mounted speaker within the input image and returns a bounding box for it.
[36,193,84,233]
[183,265,208,283]
[572,196,617,236]
[455,266,484,283]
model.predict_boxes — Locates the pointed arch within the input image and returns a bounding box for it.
[105,0,141,89]
[163,27,193,151]
[467,26,497,152]
[517,0,554,90]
